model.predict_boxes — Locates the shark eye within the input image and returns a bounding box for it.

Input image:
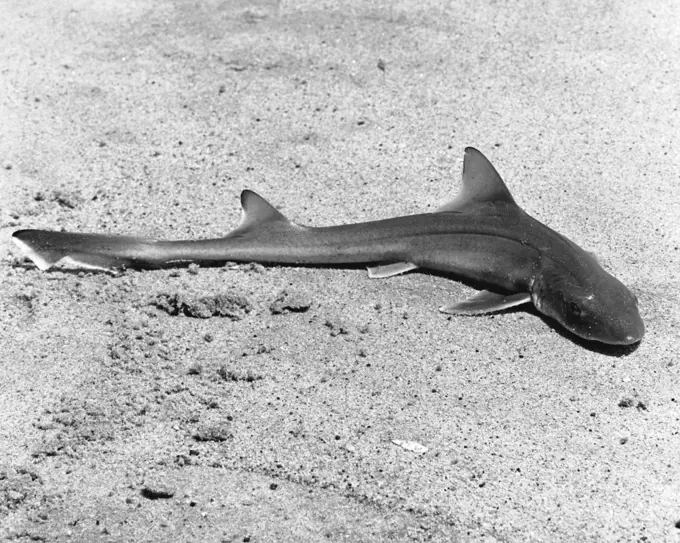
[568,302,582,316]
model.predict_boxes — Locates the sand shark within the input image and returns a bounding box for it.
[11,147,644,345]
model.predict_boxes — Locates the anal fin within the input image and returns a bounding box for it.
[439,290,531,315]
[367,262,418,279]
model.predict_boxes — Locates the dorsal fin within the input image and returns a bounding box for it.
[436,147,517,213]
[227,190,293,237]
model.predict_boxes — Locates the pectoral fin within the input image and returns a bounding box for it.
[367,262,419,278]
[439,290,531,315]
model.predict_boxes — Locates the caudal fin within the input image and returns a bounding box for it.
[11,229,153,272]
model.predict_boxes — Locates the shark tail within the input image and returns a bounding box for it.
[10,190,294,272]
[11,229,156,272]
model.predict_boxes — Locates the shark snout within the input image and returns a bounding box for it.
[580,275,646,346]
[598,304,645,346]
[623,315,645,345]
[583,321,643,346]
[544,284,646,346]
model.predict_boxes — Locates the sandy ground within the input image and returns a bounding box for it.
[1,0,680,541]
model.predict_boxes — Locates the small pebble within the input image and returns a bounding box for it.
[188,363,202,375]
[193,422,232,442]
[141,484,175,500]
[325,317,348,336]
[270,290,312,314]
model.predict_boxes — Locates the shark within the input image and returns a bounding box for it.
[11,147,644,345]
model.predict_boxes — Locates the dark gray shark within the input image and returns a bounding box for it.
[12,147,644,345]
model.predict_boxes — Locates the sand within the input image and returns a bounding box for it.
[1,1,679,541]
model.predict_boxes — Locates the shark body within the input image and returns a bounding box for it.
[11,147,644,345]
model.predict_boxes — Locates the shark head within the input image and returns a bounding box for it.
[531,260,645,345]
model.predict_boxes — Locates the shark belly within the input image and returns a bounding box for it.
[410,234,540,293]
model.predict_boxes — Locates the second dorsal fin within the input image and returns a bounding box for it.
[226,190,293,237]
[436,147,517,213]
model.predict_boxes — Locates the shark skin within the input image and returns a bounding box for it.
[11,147,645,345]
